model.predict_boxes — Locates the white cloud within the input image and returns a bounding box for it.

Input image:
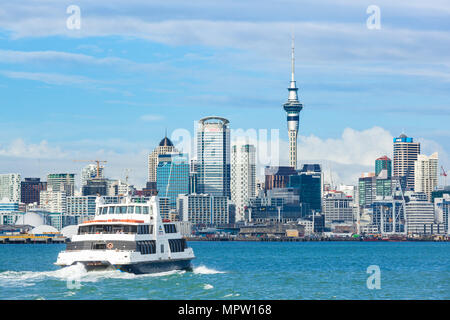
[231,126,394,184]
[0,139,67,159]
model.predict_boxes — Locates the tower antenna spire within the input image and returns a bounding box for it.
[291,33,295,83]
[283,33,303,170]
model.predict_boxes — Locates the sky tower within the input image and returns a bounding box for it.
[283,35,303,169]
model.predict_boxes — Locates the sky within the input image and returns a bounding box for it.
[0,0,449,189]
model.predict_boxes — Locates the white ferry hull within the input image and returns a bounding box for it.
[70,259,193,274]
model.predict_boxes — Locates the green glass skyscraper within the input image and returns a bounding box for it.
[375,156,392,177]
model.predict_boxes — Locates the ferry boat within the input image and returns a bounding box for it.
[55,196,195,274]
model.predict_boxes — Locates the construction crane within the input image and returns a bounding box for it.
[441,166,447,186]
[73,160,107,179]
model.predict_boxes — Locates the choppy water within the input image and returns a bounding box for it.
[0,241,448,300]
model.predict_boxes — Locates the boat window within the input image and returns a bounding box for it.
[93,243,106,250]
[164,224,177,233]
[143,206,149,214]
[136,240,156,255]
[78,224,136,234]
[108,206,116,214]
[160,244,164,253]
[135,206,142,214]
[102,207,108,215]
[169,239,186,253]
[119,206,127,214]
[127,206,134,214]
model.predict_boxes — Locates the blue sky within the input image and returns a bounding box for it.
[0,0,449,188]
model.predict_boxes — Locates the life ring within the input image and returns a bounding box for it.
[107,242,114,249]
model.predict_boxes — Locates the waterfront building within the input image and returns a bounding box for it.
[158,197,171,220]
[358,173,376,208]
[371,198,406,234]
[0,199,19,212]
[140,182,158,197]
[231,144,256,222]
[82,178,109,196]
[47,173,75,197]
[323,191,354,223]
[434,194,450,235]
[288,164,322,214]
[375,169,392,197]
[264,166,297,191]
[414,152,438,202]
[81,164,104,186]
[156,153,189,209]
[405,192,441,234]
[148,135,178,183]
[40,189,67,214]
[107,179,133,197]
[189,159,199,194]
[0,173,21,203]
[431,186,450,203]
[375,156,392,177]
[393,134,420,191]
[337,185,356,199]
[196,116,231,198]
[67,195,97,223]
[282,36,303,169]
[177,193,230,225]
[81,164,104,187]
[244,188,309,223]
[21,178,47,205]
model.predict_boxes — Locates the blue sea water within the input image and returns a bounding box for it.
[0,241,448,300]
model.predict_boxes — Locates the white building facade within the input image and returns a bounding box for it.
[0,173,21,203]
[414,152,438,202]
[231,144,256,222]
[177,193,230,225]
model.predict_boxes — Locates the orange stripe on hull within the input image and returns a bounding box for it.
[82,219,145,224]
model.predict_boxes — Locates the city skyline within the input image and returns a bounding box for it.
[0,1,449,188]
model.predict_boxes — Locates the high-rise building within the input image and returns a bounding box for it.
[177,193,230,225]
[282,36,303,169]
[231,144,256,222]
[197,116,230,198]
[189,159,199,194]
[375,156,392,177]
[40,190,67,214]
[358,173,376,208]
[148,136,178,183]
[82,178,109,196]
[323,191,354,223]
[47,173,75,197]
[434,194,450,235]
[21,178,47,205]
[265,166,297,191]
[405,192,438,234]
[156,153,189,209]
[81,164,104,186]
[288,164,322,214]
[393,134,420,191]
[0,173,21,203]
[375,169,392,197]
[371,198,405,234]
[414,152,438,202]
[245,188,310,223]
